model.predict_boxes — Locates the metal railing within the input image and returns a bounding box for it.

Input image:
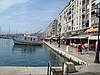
[66,62,69,75]
[47,62,52,75]
[62,62,69,75]
[47,62,68,75]
[62,62,64,75]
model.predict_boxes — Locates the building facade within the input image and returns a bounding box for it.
[58,0,100,35]
[43,19,58,38]
[43,0,100,38]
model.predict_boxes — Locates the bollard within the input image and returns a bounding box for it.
[63,62,77,74]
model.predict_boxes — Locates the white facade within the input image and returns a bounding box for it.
[58,0,100,35]
[58,0,83,35]
[43,19,58,38]
[44,0,100,38]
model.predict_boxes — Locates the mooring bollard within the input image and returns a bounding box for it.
[63,62,77,75]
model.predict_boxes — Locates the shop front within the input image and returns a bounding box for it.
[89,36,100,51]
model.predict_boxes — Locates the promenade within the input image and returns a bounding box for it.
[43,41,100,75]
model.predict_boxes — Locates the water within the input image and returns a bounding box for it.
[0,38,67,66]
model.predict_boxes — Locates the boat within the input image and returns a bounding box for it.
[13,34,42,46]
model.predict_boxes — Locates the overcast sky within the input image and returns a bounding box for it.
[0,0,70,34]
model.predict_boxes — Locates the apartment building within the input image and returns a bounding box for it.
[89,0,99,27]
[43,19,58,38]
[58,0,100,35]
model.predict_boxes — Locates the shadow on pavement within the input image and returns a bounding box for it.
[73,72,100,75]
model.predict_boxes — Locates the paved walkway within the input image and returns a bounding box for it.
[0,67,47,75]
[46,41,100,64]
[43,41,100,75]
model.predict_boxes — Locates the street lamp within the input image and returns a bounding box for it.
[58,34,60,48]
[94,2,100,63]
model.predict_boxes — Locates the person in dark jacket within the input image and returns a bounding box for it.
[77,44,82,54]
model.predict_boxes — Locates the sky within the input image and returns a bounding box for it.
[0,0,70,34]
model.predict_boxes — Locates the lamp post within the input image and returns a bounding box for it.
[58,34,61,48]
[94,2,100,63]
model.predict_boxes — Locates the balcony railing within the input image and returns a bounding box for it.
[92,14,96,17]
[92,5,97,9]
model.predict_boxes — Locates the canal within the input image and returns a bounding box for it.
[0,38,67,66]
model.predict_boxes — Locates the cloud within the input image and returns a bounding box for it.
[0,0,59,33]
[0,0,69,33]
[0,0,30,12]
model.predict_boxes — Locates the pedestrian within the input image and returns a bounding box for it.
[84,43,88,54]
[80,43,83,54]
[77,44,82,54]
[77,44,80,53]
[50,40,52,44]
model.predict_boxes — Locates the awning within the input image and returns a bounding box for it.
[85,28,93,33]
[93,28,98,32]
[69,36,87,39]
[61,36,69,39]
[83,20,89,25]
[52,38,58,40]
[45,38,51,40]
[85,28,98,33]
[89,36,100,40]
[45,38,51,39]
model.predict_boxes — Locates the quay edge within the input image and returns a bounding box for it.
[43,41,88,65]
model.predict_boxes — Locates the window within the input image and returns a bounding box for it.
[59,15,62,20]
[33,38,35,40]
[82,14,85,19]
[72,20,73,24]
[91,11,95,15]
[92,3,95,7]
[31,38,32,41]
[91,17,99,24]
[25,37,26,40]
[68,26,71,30]
[68,16,71,20]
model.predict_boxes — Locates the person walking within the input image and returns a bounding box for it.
[80,43,83,54]
[77,43,82,54]
[84,43,88,54]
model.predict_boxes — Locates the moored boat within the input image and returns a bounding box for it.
[13,34,42,46]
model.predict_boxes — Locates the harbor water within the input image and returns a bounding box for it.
[0,38,67,66]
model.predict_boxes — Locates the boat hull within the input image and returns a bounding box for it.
[13,39,42,46]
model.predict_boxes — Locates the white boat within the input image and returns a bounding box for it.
[13,34,42,46]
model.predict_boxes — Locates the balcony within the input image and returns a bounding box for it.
[92,14,96,17]
[82,11,85,14]
[91,23,99,26]
[82,8,85,11]
[92,5,97,8]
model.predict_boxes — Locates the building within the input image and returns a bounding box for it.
[43,19,58,38]
[57,0,100,51]
[58,0,100,35]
